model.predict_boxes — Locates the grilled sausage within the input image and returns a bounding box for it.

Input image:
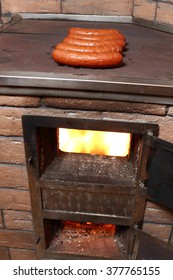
[52,49,123,68]
[68,32,125,41]
[55,42,122,53]
[63,37,126,49]
[68,27,125,40]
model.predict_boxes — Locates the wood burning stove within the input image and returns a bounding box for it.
[22,114,173,259]
[0,16,173,260]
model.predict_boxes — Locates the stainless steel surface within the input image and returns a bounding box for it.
[0,71,173,96]
[19,13,132,23]
[1,84,173,105]
[0,19,173,102]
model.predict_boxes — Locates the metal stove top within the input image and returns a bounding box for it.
[0,19,173,103]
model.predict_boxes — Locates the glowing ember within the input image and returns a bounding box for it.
[61,221,116,238]
[59,128,131,157]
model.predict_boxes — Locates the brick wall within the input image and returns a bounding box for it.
[1,0,173,28]
[1,0,132,16]
[1,0,61,14]
[61,0,132,16]
[133,0,173,26]
[143,201,173,242]
[0,95,173,259]
[0,96,40,260]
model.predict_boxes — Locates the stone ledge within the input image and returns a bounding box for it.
[43,98,167,116]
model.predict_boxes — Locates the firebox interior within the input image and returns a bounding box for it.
[39,131,143,188]
[43,219,128,259]
[34,117,159,182]
[58,128,131,157]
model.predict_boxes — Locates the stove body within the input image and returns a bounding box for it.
[0,19,173,260]
[22,112,173,259]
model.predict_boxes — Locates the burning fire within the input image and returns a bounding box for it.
[59,128,131,157]
[62,221,116,238]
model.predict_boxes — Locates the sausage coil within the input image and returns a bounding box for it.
[68,32,125,41]
[52,49,123,68]
[56,42,122,53]
[52,27,126,68]
[68,27,125,40]
[63,37,125,49]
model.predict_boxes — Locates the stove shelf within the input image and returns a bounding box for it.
[40,152,136,188]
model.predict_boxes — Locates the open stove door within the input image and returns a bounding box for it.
[141,135,173,211]
[132,229,173,260]
[131,134,173,260]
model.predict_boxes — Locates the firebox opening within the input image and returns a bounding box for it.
[39,131,143,186]
[34,118,159,181]
[58,128,132,157]
[43,219,128,259]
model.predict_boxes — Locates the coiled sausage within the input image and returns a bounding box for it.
[63,37,126,49]
[68,27,125,40]
[52,49,123,68]
[68,32,125,41]
[55,42,122,53]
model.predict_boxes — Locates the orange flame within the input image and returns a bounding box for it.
[59,128,131,157]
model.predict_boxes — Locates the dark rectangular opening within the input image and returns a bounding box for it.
[43,218,129,259]
[33,117,159,188]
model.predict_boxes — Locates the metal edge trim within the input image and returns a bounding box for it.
[18,13,132,23]
[132,17,173,34]
[0,73,173,101]
[0,86,173,105]
[0,14,22,32]
[0,71,172,85]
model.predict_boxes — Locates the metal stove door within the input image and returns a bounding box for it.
[131,229,173,260]
[141,135,173,210]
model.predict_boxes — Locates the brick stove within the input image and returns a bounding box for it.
[0,18,173,260]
